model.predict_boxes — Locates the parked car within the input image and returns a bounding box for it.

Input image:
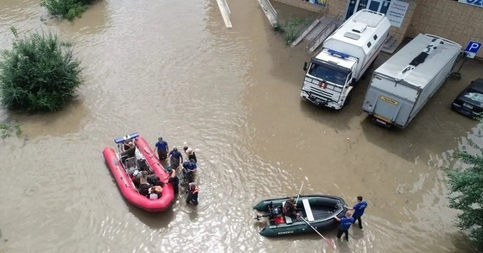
[451,78,483,119]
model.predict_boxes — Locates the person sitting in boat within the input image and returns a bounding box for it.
[147,175,161,186]
[282,197,299,220]
[121,141,136,158]
[148,185,163,200]
[134,171,150,188]
[138,183,150,197]
[183,146,197,163]
[186,183,198,205]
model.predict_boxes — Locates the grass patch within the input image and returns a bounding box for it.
[274,18,314,46]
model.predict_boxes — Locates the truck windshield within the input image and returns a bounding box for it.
[308,62,350,86]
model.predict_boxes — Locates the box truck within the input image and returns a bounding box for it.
[300,9,391,110]
[362,33,462,129]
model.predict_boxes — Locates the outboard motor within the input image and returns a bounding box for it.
[267,202,284,225]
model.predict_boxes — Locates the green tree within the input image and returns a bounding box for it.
[41,0,96,20]
[0,29,82,113]
[447,152,483,251]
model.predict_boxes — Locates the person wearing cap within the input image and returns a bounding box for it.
[183,146,197,163]
[169,147,183,170]
[154,137,169,161]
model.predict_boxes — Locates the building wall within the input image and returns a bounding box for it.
[272,0,483,58]
[325,0,347,18]
[272,0,326,13]
[287,0,418,45]
[408,0,483,58]
[387,0,417,44]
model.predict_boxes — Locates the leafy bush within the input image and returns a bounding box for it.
[273,18,313,46]
[41,0,96,20]
[0,29,82,113]
[447,151,483,250]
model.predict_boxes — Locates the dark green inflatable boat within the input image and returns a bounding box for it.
[253,194,347,237]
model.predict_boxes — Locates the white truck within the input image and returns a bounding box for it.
[301,9,391,110]
[362,33,462,129]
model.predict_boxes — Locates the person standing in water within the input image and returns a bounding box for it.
[186,182,199,205]
[167,166,179,195]
[334,212,354,241]
[183,146,197,163]
[154,137,169,161]
[348,196,367,229]
[169,147,183,170]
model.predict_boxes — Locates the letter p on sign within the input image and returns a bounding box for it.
[465,41,482,59]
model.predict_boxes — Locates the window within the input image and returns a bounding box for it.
[308,62,351,86]
[463,89,483,107]
[367,42,372,48]
[373,34,378,40]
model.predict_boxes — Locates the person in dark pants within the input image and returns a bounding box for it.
[334,212,354,241]
[183,146,197,163]
[169,147,183,170]
[186,182,199,205]
[167,166,179,195]
[154,137,169,161]
[182,159,197,184]
[348,196,367,229]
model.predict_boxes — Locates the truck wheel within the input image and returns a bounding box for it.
[343,92,352,107]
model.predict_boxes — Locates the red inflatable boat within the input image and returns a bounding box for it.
[103,133,174,212]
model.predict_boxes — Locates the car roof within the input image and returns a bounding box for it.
[469,78,483,92]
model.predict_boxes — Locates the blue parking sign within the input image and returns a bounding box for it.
[465,41,482,58]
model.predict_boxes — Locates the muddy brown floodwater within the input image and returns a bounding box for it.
[0,0,481,252]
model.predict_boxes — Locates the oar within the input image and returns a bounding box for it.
[295,177,308,205]
[300,216,336,249]
[295,180,304,204]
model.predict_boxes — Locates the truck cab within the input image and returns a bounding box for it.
[300,9,390,110]
[301,49,357,109]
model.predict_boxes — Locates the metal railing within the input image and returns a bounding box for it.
[216,0,233,28]
[291,8,326,47]
[258,0,278,26]
[307,15,342,53]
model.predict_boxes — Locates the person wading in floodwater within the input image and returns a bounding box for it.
[154,137,169,161]
[348,196,367,229]
[183,146,197,163]
[334,212,354,241]
[169,147,183,170]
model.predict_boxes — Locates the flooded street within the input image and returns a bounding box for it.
[0,0,481,252]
